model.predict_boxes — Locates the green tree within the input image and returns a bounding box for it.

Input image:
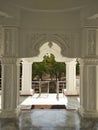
[32,62,46,80]
[54,62,66,80]
[43,54,56,80]
[32,53,66,81]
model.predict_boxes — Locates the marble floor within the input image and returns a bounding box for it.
[19,93,80,110]
[0,94,98,130]
[1,109,98,130]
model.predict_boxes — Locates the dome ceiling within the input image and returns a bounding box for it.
[1,0,95,12]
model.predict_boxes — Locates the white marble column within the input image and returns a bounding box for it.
[0,58,20,118]
[66,59,77,95]
[21,60,33,95]
[79,58,98,118]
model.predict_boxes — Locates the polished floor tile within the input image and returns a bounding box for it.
[0,95,98,130]
[0,109,98,130]
[19,109,98,130]
[20,93,80,110]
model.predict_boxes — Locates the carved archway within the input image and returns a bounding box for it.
[25,41,75,62]
[30,33,71,57]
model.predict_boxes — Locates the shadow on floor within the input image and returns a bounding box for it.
[31,105,66,109]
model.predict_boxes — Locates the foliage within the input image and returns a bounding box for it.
[32,53,66,80]
[32,62,47,80]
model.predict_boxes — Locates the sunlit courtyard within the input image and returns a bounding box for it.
[20,93,80,110]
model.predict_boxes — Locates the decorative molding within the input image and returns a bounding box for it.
[0,108,20,118]
[48,41,53,48]
[31,33,71,47]
[79,106,98,118]
[87,29,96,55]
[4,28,12,56]
[83,18,98,27]
[1,26,19,57]
[29,32,78,57]
[16,4,83,13]
[16,59,21,65]
[1,58,17,64]
[79,58,98,65]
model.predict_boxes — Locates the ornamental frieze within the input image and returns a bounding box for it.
[1,58,17,64]
[79,58,98,65]
[28,32,79,57]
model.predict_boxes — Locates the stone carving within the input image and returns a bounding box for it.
[79,58,98,65]
[83,18,98,27]
[88,30,96,55]
[53,34,70,48]
[2,27,18,57]
[1,58,17,64]
[48,41,53,48]
[31,33,71,47]
[31,33,47,46]
[29,32,74,56]
[4,28,12,56]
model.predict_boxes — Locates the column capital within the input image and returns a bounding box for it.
[22,59,33,65]
[1,57,17,64]
[79,57,98,66]
[66,59,77,65]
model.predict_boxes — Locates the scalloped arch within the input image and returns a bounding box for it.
[24,41,75,62]
[31,33,70,57]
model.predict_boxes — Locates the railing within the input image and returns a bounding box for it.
[32,81,40,93]
[32,80,66,93]
[0,78,66,94]
[57,81,66,93]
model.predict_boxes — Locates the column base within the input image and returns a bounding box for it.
[79,107,98,118]
[20,89,34,96]
[0,106,20,118]
[64,89,79,96]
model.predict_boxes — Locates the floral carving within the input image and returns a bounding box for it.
[29,32,78,57]
[88,30,96,55]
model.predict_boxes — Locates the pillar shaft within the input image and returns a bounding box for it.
[66,60,77,95]
[21,61,32,95]
[1,58,20,118]
[79,58,98,117]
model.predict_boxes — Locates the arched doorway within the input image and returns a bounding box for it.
[20,41,79,110]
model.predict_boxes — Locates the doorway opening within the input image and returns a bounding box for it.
[19,42,80,110]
